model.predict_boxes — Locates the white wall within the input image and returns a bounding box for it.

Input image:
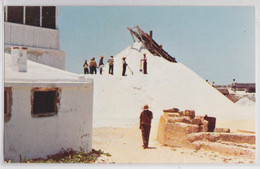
[26,48,66,70]
[4,85,93,162]
[4,22,60,50]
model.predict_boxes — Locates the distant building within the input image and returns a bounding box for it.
[236,83,255,93]
[4,6,65,69]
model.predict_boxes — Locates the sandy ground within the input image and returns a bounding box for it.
[93,121,255,164]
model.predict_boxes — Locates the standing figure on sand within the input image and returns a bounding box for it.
[139,105,153,149]
[107,56,114,75]
[99,56,104,75]
[83,59,89,74]
[140,53,148,74]
[90,57,98,74]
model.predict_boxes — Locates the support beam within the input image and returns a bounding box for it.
[127,25,177,63]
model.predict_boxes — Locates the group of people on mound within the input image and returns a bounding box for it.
[83,53,148,76]
[83,55,114,75]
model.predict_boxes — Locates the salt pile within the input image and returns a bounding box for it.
[235,97,255,107]
[88,42,255,129]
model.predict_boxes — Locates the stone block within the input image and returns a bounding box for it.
[199,120,208,132]
[167,116,191,124]
[215,128,231,133]
[157,116,167,144]
[191,118,202,125]
[165,112,180,117]
[163,108,179,113]
[184,110,195,118]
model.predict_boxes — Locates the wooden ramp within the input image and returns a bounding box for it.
[127,25,177,63]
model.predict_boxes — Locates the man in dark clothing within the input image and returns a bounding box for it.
[139,105,153,149]
[232,79,237,92]
[83,59,89,74]
[99,56,104,75]
[107,56,114,75]
[122,57,127,76]
[90,57,97,74]
[141,53,147,74]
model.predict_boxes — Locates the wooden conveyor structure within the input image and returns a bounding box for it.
[127,26,177,63]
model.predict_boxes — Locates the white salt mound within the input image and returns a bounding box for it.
[235,97,255,106]
[87,42,255,129]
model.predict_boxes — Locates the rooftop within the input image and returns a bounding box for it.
[4,53,92,87]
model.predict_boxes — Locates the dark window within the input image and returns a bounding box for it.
[31,88,60,117]
[248,88,255,93]
[4,7,6,21]
[4,87,12,123]
[42,6,56,29]
[25,6,40,26]
[7,6,24,24]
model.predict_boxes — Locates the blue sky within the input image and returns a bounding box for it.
[59,6,255,85]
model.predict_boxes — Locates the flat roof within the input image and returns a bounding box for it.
[4,53,92,87]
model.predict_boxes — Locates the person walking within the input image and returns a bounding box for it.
[90,57,97,74]
[122,57,127,76]
[141,53,147,74]
[139,104,153,149]
[83,59,89,74]
[99,55,104,75]
[107,56,114,75]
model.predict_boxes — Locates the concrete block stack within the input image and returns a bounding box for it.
[157,107,255,159]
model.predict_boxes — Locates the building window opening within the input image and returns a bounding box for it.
[7,6,24,24]
[31,88,60,117]
[25,6,40,26]
[4,87,12,123]
[42,6,56,29]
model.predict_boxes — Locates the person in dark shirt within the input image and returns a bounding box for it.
[141,53,147,74]
[90,57,97,74]
[232,79,237,92]
[99,55,104,75]
[122,57,127,76]
[107,56,114,75]
[83,59,89,74]
[139,104,153,149]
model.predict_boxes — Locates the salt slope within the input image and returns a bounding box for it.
[90,42,255,129]
[236,97,255,107]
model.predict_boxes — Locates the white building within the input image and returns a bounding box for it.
[4,6,94,162]
[4,6,65,69]
[4,49,93,162]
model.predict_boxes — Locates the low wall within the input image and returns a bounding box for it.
[157,108,255,159]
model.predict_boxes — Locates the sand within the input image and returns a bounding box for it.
[93,121,255,164]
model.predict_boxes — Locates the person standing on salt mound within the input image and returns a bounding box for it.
[107,56,114,75]
[90,57,97,74]
[139,105,153,149]
[83,59,89,74]
[99,55,104,75]
[141,53,148,74]
[122,57,127,76]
